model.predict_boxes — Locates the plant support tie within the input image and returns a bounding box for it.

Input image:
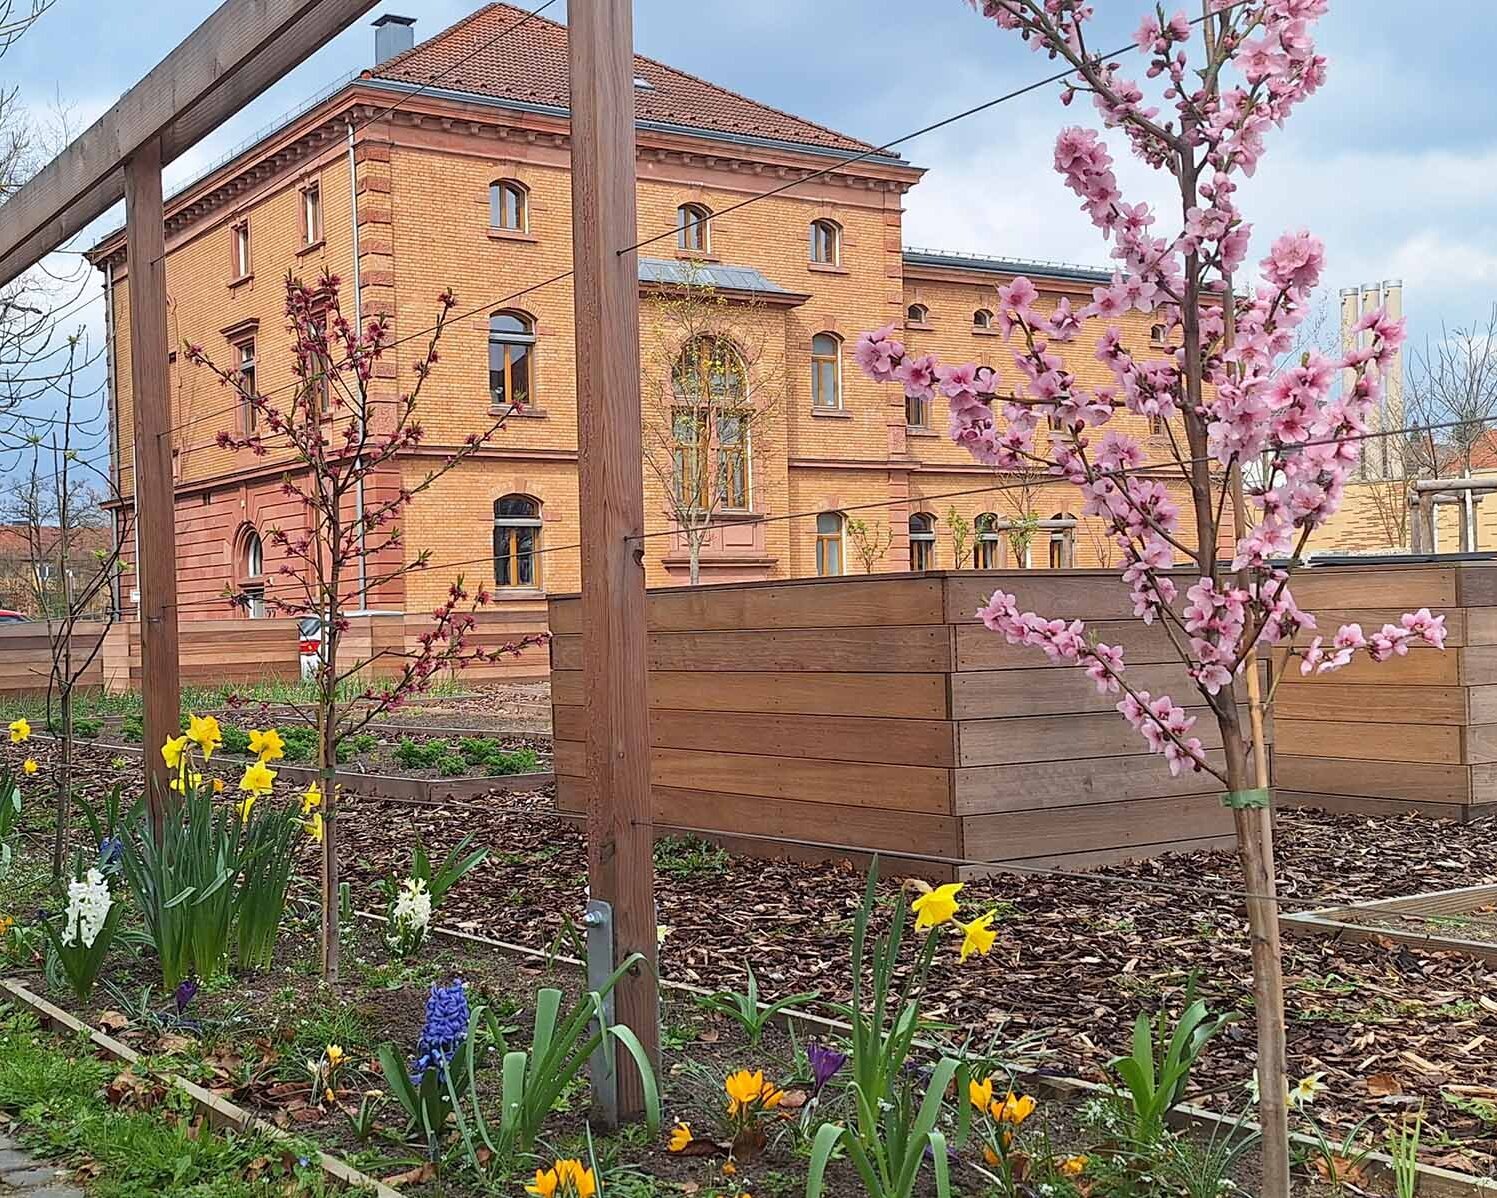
[1221,787,1271,811]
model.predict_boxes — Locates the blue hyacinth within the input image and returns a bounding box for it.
[410,980,469,1084]
[99,836,122,867]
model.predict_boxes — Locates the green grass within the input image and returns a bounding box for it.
[653,835,729,881]
[0,1008,331,1197]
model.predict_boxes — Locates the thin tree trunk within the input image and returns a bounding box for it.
[319,612,340,984]
[51,686,71,878]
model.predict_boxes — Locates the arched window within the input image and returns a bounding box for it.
[1048,511,1076,570]
[974,512,1001,568]
[815,512,845,577]
[240,528,265,619]
[974,308,993,330]
[811,333,841,410]
[489,311,536,410]
[493,495,542,588]
[909,512,935,571]
[809,219,841,265]
[677,203,711,253]
[671,336,748,509]
[489,179,528,231]
[906,303,929,325]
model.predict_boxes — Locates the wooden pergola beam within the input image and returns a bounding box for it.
[0,0,377,286]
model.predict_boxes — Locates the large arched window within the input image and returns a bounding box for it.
[809,219,841,265]
[677,203,711,254]
[488,311,535,410]
[816,512,845,577]
[489,179,528,231]
[1048,512,1076,569]
[811,333,841,410]
[909,512,935,571]
[974,512,1001,568]
[239,528,265,619]
[672,336,748,509]
[493,495,542,588]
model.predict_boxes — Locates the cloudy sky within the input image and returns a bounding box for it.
[7,0,1496,444]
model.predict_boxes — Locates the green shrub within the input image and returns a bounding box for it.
[220,725,252,756]
[120,713,143,743]
[655,835,729,880]
[393,737,449,770]
[280,725,318,763]
[484,747,540,776]
[73,716,102,739]
[435,753,468,778]
[458,736,500,764]
[351,732,378,753]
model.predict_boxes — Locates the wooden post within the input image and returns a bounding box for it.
[124,136,180,812]
[567,0,661,1121]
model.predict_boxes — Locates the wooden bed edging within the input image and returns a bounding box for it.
[371,913,1496,1198]
[0,978,400,1197]
[1283,883,1497,964]
[29,734,554,798]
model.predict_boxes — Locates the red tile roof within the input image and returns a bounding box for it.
[368,3,886,157]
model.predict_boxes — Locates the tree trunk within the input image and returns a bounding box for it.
[319,609,340,985]
[51,686,72,879]
[689,538,700,586]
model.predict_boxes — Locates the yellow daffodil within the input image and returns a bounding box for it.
[161,734,189,769]
[957,911,998,962]
[212,777,225,794]
[300,781,322,815]
[911,881,963,929]
[526,1159,596,1198]
[237,794,257,823]
[304,812,324,844]
[969,1076,994,1111]
[667,1122,693,1152]
[248,728,286,763]
[990,1091,1036,1126]
[21,759,36,775]
[325,1044,344,1067]
[0,914,14,936]
[1289,1072,1326,1108]
[239,759,276,797]
[186,713,223,760]
[7,718,29,744]
[170,771,204,793]
[1060,1155,1088,1177]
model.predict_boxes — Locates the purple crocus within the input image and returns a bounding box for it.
[411,980,469,1084]
[807,1041,848,1095]
[174,977,199,1014]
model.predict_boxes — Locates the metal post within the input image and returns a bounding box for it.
[584,899,618,1127]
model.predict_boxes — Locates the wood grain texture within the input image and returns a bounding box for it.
[1274,755,1472,804]
[961,793,1234,861]
[956,835,1239,878]
[957,705,1260,766]
[550,625,953,673]
[954,750,1225,814]
[951,661,1198,719]
[1276,683,1468,725]
[1276,718,1462,765]
[1288,566,1457,610]
[1274,790,1486,821]
[650,747,951,813]
[1272,645,1460,687]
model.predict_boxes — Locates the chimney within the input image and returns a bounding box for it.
[373,14,416,65]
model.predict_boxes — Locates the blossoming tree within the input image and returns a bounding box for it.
[855,3,1444,1190]
[188,273,545,983]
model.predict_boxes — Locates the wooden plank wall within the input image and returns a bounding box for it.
[550,572,1243,880]
[1276,563,1497,820]
[0,621,106,696]
[122,618,301,688]
[411,604,550,683]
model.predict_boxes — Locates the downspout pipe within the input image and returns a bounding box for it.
[347,119,368,609]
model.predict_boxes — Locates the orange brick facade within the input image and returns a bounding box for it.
[92,45,1198,621]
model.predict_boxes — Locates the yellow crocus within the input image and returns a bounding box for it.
[186,713,223,760]
[1060,1155,1088,1177]
[7,718,29,744]
[0,914,14,936]
[304,812,324,844]
[238,759,276,797]
[248,728,285,763]
[300,781,322,815]
[212,778,226,794]
[991,1091,1036,1126]
[957,911,998,962]
[325,1044,344,1067]
[911,881,963,930]
[724,1069,781,1115]
[667,1121,693,1152]
[969,1075,994,1111]
[21,759,36,775]
[161,734,189,769]
[526,1160,596,1198]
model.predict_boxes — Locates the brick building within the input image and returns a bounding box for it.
[89,4,1188,620]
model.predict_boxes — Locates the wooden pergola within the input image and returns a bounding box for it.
[0,0,659,1114]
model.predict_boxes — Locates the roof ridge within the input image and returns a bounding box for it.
[371,1,510,75]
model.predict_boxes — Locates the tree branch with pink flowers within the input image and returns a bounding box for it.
[856,3,1444,1191]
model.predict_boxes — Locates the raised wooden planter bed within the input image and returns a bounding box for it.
[1284,882,1497,964]
[549,571,1252,881]
[1276,562,1497,820]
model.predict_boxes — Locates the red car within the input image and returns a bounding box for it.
[0,610,27,623]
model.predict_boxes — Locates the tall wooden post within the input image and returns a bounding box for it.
[124,136,180,811]
[568,0,661,1120]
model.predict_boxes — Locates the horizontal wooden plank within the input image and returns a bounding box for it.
[1272,645,1459,687]
[550,625,954,673]
[1275,790,1485,820]
[1298,608,1466,648]
[944,572,1146,625]
[555,738,583,778]
[1461,725,1497,765]
[961,793,1234,861]
[653,670,950,718]
[950,661,1198,720]
[1276,683,1468,725]
[645,708,957,767]
[1274,755,1473,804]
[955,749,1225,814]
[1275,718,1462,765]
[957,835,1238,878]
[1456,564,1497,609]
[649,747,951,813]
[552,778,963,861]
[955,619,1180,671]
[958,706,1260,767]
[1288,566,1456,610]
[645,576,946,632]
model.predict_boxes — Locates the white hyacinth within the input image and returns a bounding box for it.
[391,877,431,936]
[64,868,112,948]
